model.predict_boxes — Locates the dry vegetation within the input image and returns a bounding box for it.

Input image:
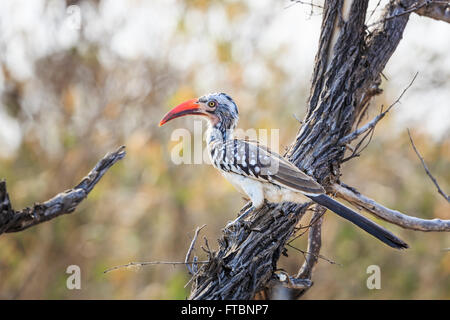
[0,0,449,299]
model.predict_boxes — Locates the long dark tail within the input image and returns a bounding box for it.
[308,194,408,249]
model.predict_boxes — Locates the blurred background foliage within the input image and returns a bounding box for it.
[0,0,448,299]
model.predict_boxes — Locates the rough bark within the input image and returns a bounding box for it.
[189,202,310,299]
[188,0,449,300]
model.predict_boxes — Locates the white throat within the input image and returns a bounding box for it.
[206,122,234,145]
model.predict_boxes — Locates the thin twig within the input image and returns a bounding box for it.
[285,0,324,10]
[184,266,205,289]
[367,1,449,28]
[288,208,325,245]
[201,236,212,256]
[185,224,207,275]
[367,0,383,22]
[341,73,418,162]
[103,260,209,274]
[341,72,418,145]
[293,113,303,124]
[342,123,376,162]
[407,129,449,203]
[287,243,341,267]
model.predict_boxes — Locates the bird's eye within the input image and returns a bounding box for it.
[208,101,217,108]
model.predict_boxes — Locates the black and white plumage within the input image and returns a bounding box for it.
[159,93,408,249]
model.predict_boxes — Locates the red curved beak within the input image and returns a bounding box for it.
[159,98,203,126]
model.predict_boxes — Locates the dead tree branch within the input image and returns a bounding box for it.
[103,260,210,274]
[189,202,311,299]
[185,224,207,275]
[187,0,449,300]
[407,129,450,202]
[332,183,450,231]
[0,146,126,235]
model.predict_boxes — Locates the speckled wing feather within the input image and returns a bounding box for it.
[245,140,325,195]
[211,139,324,195]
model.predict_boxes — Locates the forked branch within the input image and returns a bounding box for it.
[340,73,418,146]
[0,146,126,235]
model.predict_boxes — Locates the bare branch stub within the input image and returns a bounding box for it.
[0,146,126,235]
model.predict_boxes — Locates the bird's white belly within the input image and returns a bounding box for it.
[221,171,248,195]
[221,171,308,208]
[262,182,309,204]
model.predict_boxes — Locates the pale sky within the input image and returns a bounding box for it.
[0,0,448,156]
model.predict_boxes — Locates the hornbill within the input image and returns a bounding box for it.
[159,92,408,249]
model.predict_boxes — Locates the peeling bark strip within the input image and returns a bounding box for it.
[0,146,126,235]
[189,0,449,300]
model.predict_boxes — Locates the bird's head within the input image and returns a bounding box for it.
[159,93,239,134]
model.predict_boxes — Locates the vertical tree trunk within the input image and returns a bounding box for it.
[188,0,441,299]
